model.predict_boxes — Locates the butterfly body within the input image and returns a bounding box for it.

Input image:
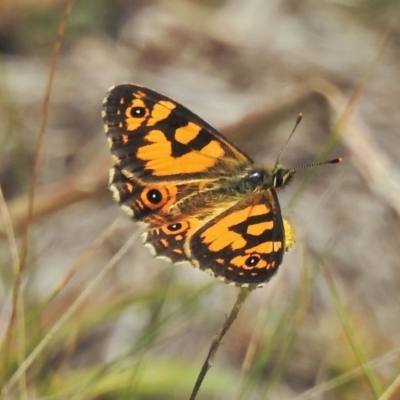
[102,84,295,287]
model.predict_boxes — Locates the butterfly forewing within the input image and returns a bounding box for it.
[103,84,252,183]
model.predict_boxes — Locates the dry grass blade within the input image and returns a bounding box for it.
[323,268,384,397]
[222,82,319,144]
[0,1,76,397]
[2,228,140,394]
[0,185,20,392]
[317,81,400,217]
[2,2,399,398]
[314,28,400,216]
[379,373,400,400]
[294,346,400,400]
[0,159,108,238]
[19,0,75,281]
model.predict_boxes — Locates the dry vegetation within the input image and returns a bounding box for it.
[1,0,400,399]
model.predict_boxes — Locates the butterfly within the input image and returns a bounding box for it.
[102,84,339,288]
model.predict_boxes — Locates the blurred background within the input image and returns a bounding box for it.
[1,1,400,399]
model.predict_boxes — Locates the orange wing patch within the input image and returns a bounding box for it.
[188,191,286,286]
[148,101,175,126]
[137,127,226,176]
[200,204,272,252]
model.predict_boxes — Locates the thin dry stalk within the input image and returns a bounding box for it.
[0,159,108,238]
[2,228,140,394]
[189,287,253,400]
[0,1,76,398]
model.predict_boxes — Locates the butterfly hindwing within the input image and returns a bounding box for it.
[109,165,219,225]
[189,190,285,286]
[143,217,201,264]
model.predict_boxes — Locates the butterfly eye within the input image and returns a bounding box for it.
[247,171,262,182]
[131,106,146,118]
[146,189,163,204]
[245,255,260,268]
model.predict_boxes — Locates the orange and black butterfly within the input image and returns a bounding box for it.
[102,84,339,288]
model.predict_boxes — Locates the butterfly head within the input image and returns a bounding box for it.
[243,166,294,191]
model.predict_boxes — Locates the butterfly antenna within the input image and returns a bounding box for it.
[289,157,342,172]
[275,113,342,171]
[275,113,303,169]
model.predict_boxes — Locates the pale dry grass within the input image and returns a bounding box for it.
[1,1,400,399]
